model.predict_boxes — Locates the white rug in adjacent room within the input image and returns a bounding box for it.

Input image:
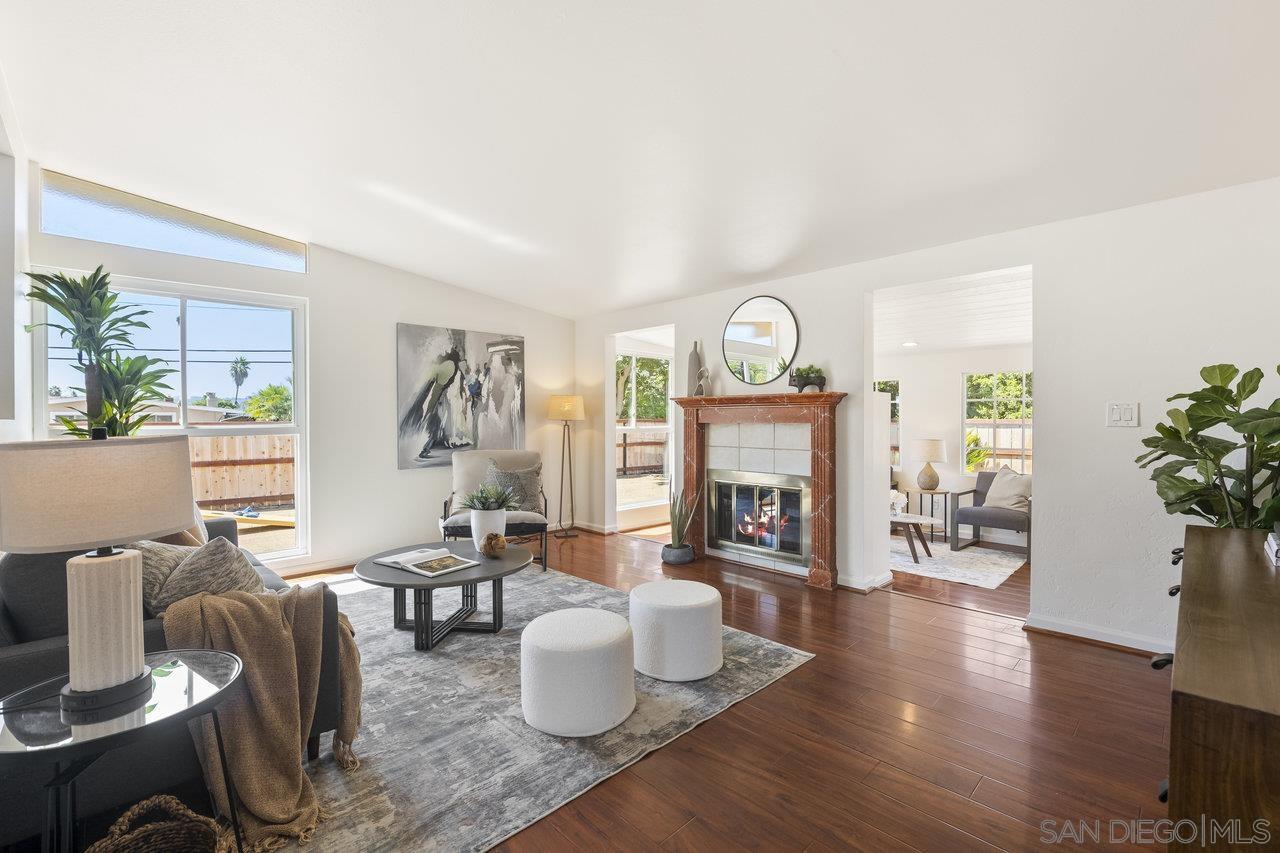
[889,535,1025,589]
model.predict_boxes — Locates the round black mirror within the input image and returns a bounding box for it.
[722,296,798,385]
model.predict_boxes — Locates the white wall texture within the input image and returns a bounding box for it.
[574,176,1280,651]
[28,180,576,575]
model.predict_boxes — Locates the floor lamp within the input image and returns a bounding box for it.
[548,395,585,538]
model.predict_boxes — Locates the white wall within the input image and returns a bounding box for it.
[575,176,1280,651]
[877,343,1032,545]
[28,177,575,575]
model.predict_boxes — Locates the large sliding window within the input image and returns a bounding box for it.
[615,352,672,509]
[963,371,1032,474]
[38,272,308,559]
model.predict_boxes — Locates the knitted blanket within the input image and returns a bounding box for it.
[163,585,361,851]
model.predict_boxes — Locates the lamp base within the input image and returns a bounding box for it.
[60,666,153,715]
[916,462,940,491]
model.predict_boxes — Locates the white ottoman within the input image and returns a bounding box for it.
[629,580,723,681]
[521,608,636,736]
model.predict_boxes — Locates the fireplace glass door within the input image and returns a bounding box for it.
[708,471,811,566]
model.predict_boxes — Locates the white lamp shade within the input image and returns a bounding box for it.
[547,394,585,421]
[0,435,195,553]
[909,438,948,464]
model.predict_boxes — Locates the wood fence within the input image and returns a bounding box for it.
[616,434,667,476]
[188,434,296,510]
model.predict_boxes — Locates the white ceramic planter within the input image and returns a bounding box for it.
[471,508,507,552]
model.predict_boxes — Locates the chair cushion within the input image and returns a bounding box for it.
[955,505,1029,532]
[483,460,543,512]
[441,510,548,536]
[982,466,1032,511]
[151,537,266,615]
[451,450,543,506]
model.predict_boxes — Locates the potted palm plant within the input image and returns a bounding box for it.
[459,484,520,551]
[663,483,705,564]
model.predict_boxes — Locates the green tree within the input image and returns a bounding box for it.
[633,357,670,421]
[48,385,62,397]
[24,266,151,421]
[229,356,251,406]
[245,383,293,422]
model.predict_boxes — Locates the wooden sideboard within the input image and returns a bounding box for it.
[1169,526,1280,849]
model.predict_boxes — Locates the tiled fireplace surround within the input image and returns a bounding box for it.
[674,393,848,589]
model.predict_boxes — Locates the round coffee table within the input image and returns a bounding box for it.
[354,541,532,651]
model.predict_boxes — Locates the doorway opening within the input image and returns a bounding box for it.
[871,268,1033,619]
[611,325,675,543]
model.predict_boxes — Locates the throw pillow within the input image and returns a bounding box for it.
[483,460,544,513]
[152,536,265,616]
[129,539,198,616]
[983,466,1032,512]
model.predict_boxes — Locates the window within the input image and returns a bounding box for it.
[874,379,901,466]
[41,170,306,272]
[38,272,308,559]
[615,352,672,508]
[963,371,1032,474]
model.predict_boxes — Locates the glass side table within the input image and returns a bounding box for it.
[910,489,951,543]
[0,650,245,853]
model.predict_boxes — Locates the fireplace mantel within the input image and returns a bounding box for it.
[674,392,847,589]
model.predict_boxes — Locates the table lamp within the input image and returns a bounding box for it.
[0,434,196,712]
[547,395,585,538]
[910,438,947,491]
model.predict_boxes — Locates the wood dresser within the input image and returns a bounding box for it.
[1170,526,1280,849]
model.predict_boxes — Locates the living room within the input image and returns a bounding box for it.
[2,3,1280,851]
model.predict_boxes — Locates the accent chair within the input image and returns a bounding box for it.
[440,450,549,570]
[950,470,1032,556]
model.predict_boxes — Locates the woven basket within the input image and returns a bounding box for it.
[85,794,218,853]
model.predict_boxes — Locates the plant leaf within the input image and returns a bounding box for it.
[1228,407,1280,439]
[1235,368,1264,405]
[1166,408,1191,437]
[1199,364,1239,387]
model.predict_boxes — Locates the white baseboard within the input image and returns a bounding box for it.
[840,571,893,593]
[572,521,616,534]
[1023,611,1171,653]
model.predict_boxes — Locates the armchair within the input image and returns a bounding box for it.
[440,450,549,570]
[950,470,1032,556]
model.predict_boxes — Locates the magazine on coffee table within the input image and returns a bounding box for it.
[374,548,478,579]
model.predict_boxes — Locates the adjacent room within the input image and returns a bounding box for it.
[875,269,1033,618]
[1,3,1278,851]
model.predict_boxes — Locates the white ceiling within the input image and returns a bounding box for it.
[1,2,1278,319]
[873,268,1032,355]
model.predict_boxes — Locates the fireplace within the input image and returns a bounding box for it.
[708,470,811,567]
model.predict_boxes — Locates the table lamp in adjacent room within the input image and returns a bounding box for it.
[0,434,196,712]
[910,438,947,491]
[547,395,585,539]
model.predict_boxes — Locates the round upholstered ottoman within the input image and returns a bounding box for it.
[629,580,723,681]
[520,608,636,736]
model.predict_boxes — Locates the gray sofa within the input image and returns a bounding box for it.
[0,519,341,848]
[950,470,1032,555]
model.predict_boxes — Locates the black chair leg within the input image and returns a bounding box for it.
[541,530,548,571]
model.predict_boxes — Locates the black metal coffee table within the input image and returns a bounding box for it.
[354,541,532,651]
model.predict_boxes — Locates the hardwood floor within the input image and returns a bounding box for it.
[498,530,1170,853]
[889,534,1031,619]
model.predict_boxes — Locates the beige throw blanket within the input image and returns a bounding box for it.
[163,585,362,852]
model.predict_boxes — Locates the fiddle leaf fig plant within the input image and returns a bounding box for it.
[1135,363,1280,529]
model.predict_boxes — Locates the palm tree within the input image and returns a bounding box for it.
[24,266,151,421]
[229,356,251,406]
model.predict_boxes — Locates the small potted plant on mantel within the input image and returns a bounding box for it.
[663,484,704,565]
[459,484,519,551]
[789,364,826,393]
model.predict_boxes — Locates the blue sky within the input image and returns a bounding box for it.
[48,293,294,405]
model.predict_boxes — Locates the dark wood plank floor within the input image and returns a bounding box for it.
[497,531,1169,853]
[889,534,1031,619]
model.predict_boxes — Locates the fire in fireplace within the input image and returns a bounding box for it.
[707,470,811,566]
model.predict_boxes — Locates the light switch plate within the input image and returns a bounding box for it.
[1106,402,1140,427]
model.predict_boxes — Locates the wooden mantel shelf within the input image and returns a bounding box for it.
[674,391,847,589]
[672,392,848,408]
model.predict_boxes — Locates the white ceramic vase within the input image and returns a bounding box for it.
[471,508,507,552]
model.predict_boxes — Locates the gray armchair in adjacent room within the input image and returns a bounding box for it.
[950,470,1032,556]
[0,518,343,848]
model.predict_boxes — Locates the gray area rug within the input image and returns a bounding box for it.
[889,535,1024,588]
[299,568,812,851]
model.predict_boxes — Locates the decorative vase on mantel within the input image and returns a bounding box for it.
[470,509,506,552]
